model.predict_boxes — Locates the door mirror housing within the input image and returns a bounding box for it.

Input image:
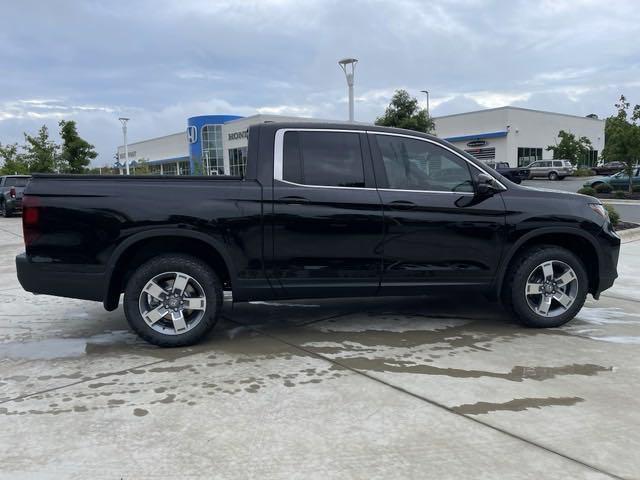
[476,173,503,196]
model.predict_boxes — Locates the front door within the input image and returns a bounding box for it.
[269,129,384,299]
[368,132,506,294]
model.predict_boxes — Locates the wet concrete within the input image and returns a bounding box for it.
[0,216,639,479]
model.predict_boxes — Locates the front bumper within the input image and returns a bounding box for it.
[594,226,621,297]
[16,253,105,303]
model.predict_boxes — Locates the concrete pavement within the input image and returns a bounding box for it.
[0,217,639,479]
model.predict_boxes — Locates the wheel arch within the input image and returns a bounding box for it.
[495,228,601,300]
[103,229,236,311]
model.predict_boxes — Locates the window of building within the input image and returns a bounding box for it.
[375,135,474,193]
[517,147,543,166]
[584,150,598,166]
[229,147,248,177]
[282,131,365,188]
[178,161,190,175]
[202,124,224,175]
[163,163,177,176]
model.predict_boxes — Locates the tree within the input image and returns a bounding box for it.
[602,95,640,193]
[375,89,435,133]
[0,143,29,175]
[132,158,152,175]
[546,130,592,165]
[59,120,97,173]
[23,125,60,173]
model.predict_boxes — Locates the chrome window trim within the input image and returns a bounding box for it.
[273,128,506,193]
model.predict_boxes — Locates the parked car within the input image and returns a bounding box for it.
[484,161,530,184]
[16,122,620,347]
[592,161,626,176]
[0,175,30,217]
[584,166,640,190]
[526,159,575,180]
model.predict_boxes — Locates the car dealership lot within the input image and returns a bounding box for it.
[0,217,639,480]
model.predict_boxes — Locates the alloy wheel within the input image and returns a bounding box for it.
[524,260,578,318]
[138,271,207,335]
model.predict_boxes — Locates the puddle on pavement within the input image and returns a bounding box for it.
[451,396,584,415]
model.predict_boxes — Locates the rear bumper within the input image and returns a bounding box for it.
[16,253,105,303]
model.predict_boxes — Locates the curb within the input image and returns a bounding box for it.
[617,226,640,244]
[603,200,640,205]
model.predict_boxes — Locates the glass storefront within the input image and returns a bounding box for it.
[229,147,248,177]
[517,147,543,166]
[202,124,224,175]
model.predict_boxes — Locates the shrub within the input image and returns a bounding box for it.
[604,204,620,227]
[613,190,626,199]
[595,183,613,193]
[574,167,595,177]
[577,187,596,197]
[633,185,640,193]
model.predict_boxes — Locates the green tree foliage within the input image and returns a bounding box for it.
[133,158,152,175]
[22,125,60,173]
[0,142,29,175]
[375,90,435,133]
[602,95,640,193]
[59,120,97,173]
[546,130,592,164]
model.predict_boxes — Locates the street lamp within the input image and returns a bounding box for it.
[338,58,358,122]
[118,117,130,175]
[420,90,430,117]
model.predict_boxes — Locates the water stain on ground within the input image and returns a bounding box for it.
[133,408,148,417]
[451,396,585,415]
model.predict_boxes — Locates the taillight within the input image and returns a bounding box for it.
[9,187,16,198]
[22,195,40,247]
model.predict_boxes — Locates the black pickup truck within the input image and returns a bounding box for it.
[16,122,620,346]
[484,162,530,184]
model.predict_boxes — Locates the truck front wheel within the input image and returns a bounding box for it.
[123,254,223,347]
[503,245,588,328]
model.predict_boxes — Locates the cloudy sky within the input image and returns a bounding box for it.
[1,0,639,164]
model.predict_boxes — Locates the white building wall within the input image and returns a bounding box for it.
[435,107,605,167]
[504,108,604,166]
[117,132,188,163]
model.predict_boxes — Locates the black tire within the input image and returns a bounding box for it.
[123,254,223,347]
[548,172,559,181]
[0,201,9,218]
[503,245,588,328]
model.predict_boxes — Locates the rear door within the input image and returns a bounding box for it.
[368,132,506,293]
[269,128,384,299]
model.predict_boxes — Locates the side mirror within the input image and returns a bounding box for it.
[476,173,502,196]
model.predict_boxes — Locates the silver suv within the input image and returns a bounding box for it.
[526,159,574,180]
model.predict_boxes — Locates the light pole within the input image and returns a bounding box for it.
[420,90,430,117]
[118,117,130,175]
[338,58,358,122]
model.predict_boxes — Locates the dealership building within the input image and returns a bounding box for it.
[117,106,605,175]
[434,106,604,167]
[116,114,320,176]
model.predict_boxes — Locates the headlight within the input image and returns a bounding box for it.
[588,203,608,221]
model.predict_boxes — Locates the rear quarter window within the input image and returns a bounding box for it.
[282,131,365,188]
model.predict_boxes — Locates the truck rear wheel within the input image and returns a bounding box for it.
[503,245,587,328]
[123,254,222,347]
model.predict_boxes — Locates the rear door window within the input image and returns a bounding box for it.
[282,131,365,188]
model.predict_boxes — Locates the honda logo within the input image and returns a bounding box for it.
[187,126,197,144]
